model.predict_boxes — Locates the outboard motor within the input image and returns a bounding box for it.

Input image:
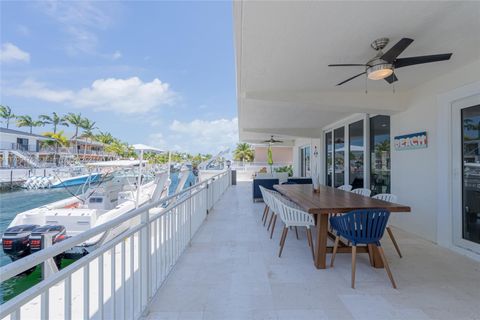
[29,225,67,268]
[2,224,39,261]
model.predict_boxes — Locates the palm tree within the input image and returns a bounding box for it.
[16,115,44,134]
[233,143,254,162]
[80,118,98,156]
[43,130,69,147]
[39,112,69,134]
[95,131,115,145]
[65,113,83,154]
[42,130,69,165]
[0,105,15,128]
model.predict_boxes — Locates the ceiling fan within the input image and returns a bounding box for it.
[262,135,283,144]
[328,37,452,86]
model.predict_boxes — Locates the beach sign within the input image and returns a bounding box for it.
[394,131,428,151]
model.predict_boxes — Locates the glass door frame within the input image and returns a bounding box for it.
[323,114,369,188]
[452,97,480,254]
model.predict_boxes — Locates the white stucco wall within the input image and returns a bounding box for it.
[390,59,480,244]
[293,137,322,179]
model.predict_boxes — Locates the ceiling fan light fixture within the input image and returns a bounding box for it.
[367,63,393,80]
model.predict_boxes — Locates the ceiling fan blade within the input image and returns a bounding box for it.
[328,64,366,67]
[336,72,366,86]
[381,38,414,63]
[384,73,398,84]
[394,53,452,68]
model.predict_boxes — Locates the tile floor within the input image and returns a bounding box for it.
[145,182,480,320]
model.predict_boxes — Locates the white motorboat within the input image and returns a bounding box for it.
[1,160,185,262]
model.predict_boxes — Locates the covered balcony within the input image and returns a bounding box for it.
[145,181,479,319]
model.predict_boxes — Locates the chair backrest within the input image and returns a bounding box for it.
[272,194,315,227]
[260,186,281,212]
[259,185,270,205]
[351,188,372,197]
[337,184,353,191]
[372,193,398,203]
[329,209,390,245]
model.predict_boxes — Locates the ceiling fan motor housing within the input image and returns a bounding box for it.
[371,37,390,51]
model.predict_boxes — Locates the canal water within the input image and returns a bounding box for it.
[0,171,196,304]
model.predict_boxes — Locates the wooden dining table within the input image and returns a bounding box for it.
[273,184,411,269]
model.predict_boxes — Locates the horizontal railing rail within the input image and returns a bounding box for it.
[0,169,230,320]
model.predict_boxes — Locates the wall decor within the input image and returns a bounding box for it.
[394,131,428,150]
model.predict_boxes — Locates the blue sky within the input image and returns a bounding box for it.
[0,1,238,154]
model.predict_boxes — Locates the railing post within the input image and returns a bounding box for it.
[41,233,58,280]
[140,207,151,315]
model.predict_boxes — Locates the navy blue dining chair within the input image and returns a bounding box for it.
[329,209,397,289]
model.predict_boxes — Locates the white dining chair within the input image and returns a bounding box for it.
[337,184,353,191]
[372,193,402,258]
[351,188,372,197]
[272,194,315,260]
[259,186,271,225]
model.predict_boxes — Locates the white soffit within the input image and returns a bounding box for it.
[234,1,480,140]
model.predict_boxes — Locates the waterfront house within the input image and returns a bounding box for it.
[0,127,52,167]
[1,2,479,319]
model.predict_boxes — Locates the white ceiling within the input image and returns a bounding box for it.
[234,1,480,141]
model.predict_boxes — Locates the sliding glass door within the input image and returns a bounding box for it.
[300,146,311,177]
[349,120,364,189]
[325,132,333,186]
[370,115,391,195]
[459,104,480,249]
[334,127,345,187]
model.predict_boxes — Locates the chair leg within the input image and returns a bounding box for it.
[377,246,397,289]
[351,245,357,289]
[330,236,339,267]
[306,228,315,261]
[262,205,268,222]
[263,209,270,226]
[270,214,277,239]
[278,226,289,257]
[295,226,299,240]
[386,226,402,258]
[267,211,275,231]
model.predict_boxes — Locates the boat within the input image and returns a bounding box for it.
[198,149,229,181]
[1,160,188,263]
[23,166,103,190]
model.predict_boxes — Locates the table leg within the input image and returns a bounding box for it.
[314,214,329,269]
[367,244,384,268]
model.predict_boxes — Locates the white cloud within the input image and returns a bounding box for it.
[112,50,122,60]
[39,1,118,57]
[7,77,175,114]
[149,118,238,154]
[0,43,30,63]
[7,78,73,102]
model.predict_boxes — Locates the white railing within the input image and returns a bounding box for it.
[0,170,231,320]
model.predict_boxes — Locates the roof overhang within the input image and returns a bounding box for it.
[234,1,480,142]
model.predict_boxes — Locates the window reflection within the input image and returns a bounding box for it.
[326,132,332,186]
[370,116,390,195]
[349,120,364,189]
[334,127,345,187]
[462,105,480,245]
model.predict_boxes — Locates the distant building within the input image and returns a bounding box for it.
[0,127,52,167]
[0,127,115,168]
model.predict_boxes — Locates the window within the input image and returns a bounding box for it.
[325,132,333,186]
[370,115,391,195]
[461,105,480,245]
[349,120,364,189]
[300,146,311,177]
[334,127,345,187]
[16,138,29,151]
